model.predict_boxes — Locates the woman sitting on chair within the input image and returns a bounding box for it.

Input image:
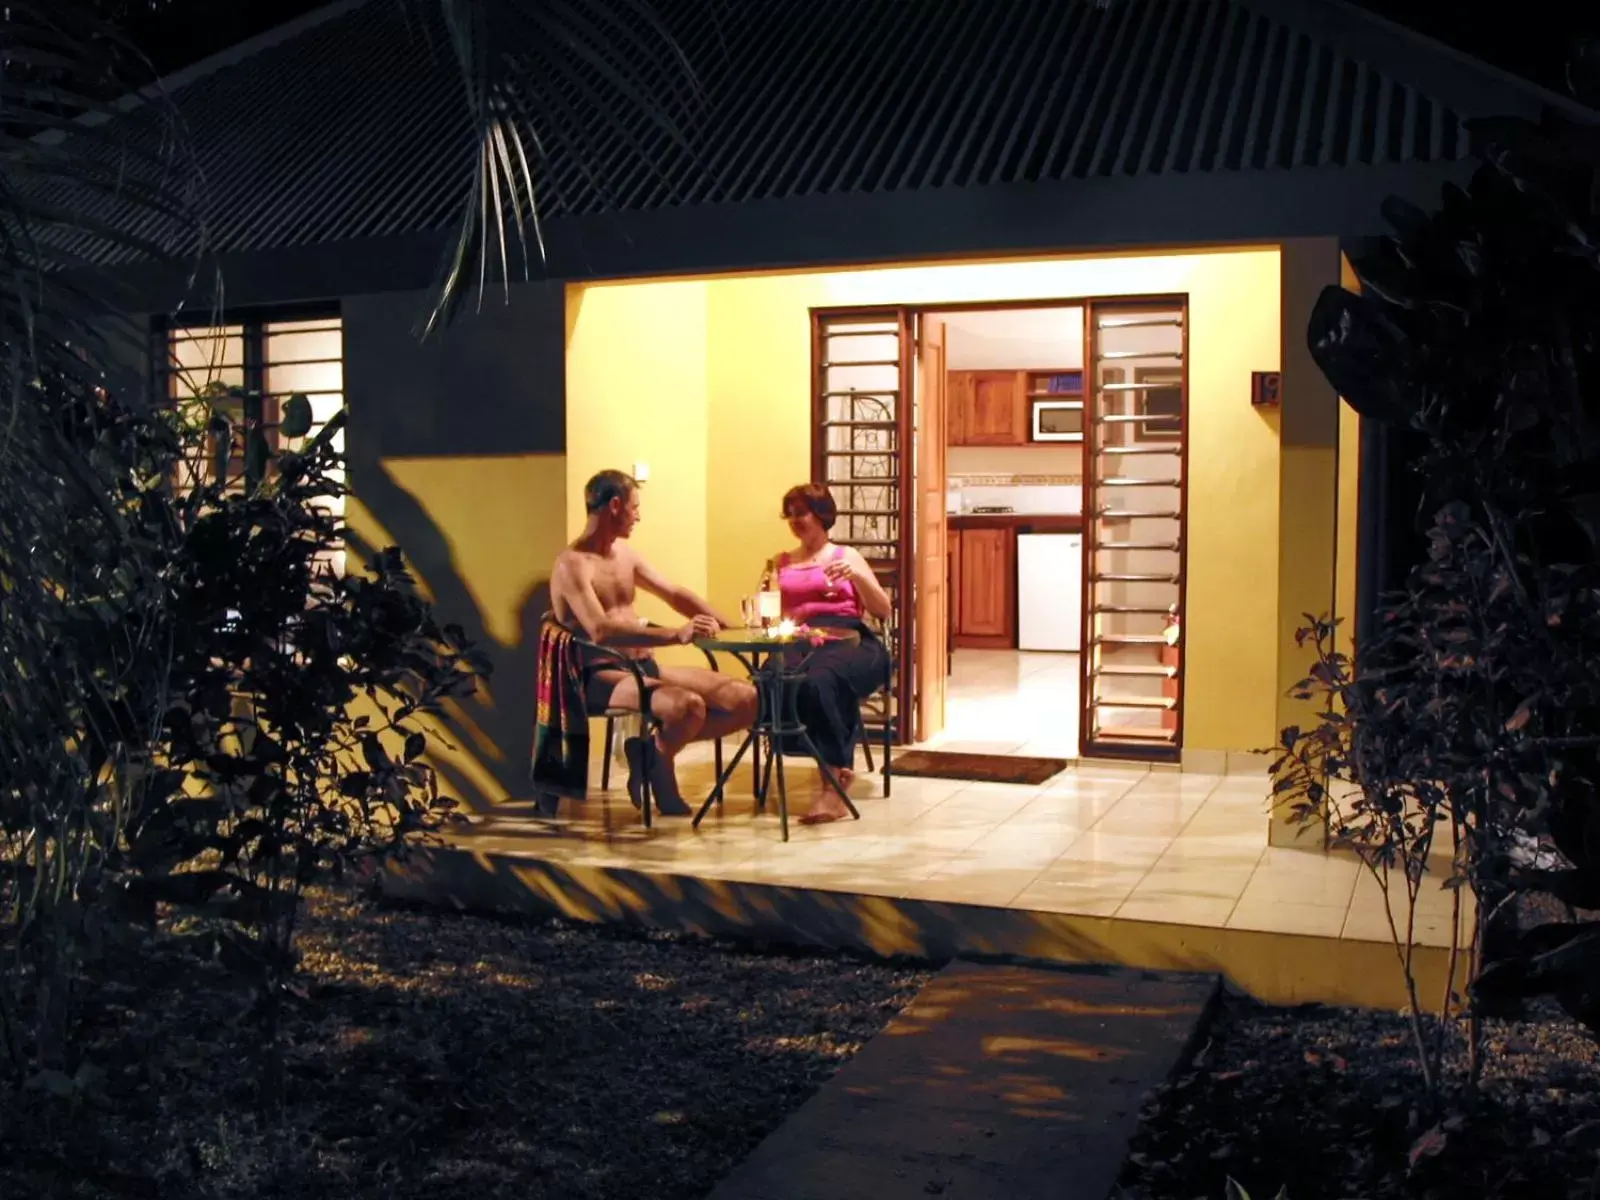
[770,483,893,825]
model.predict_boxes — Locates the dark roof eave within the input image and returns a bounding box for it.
[1246,0,1596,124]
[539,159,1473,281]
[90,159,1470,312]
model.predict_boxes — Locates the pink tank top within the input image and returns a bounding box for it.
[777,546,861,623]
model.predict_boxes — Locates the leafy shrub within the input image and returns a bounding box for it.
[1274,114,1600,1105]
[1,383,489,1106]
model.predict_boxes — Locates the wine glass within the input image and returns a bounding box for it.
[821,557,847,601]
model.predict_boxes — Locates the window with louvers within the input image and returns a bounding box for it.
[812,310,908,744]
[160,313,346,574]
[1081,301,1188,760]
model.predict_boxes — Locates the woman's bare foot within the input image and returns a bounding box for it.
[800,769,854,825]
[799,796,851,825]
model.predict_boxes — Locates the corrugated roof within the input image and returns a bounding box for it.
[47,0,1549,266]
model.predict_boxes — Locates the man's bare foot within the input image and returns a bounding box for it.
[646,739,691,816]
[623,738,648,811]
[623,737,690,816]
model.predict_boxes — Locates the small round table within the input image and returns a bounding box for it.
[692,627,862,841]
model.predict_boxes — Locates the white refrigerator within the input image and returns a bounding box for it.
[1017,533,1083,652]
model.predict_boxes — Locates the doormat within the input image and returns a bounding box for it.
[890,750,1068,786]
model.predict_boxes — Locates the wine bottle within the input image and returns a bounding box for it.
[758,558,779,629]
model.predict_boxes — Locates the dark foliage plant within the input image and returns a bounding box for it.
[2,379,489,1106]
[2,0,703,1112]
[1273,114,1600,1114]
[0,0,491,1100]
[0,0,202,1093]
[140,392,488,1102]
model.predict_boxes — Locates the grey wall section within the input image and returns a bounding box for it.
[342,281,566,808]
[342,282,565,459]
[93,313,154,406]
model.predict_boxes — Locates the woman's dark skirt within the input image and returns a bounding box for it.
[778,615,890,768]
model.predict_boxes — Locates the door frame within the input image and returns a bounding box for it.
[810,307,916,745]
[912,311,949,743]
[1079,296,1191,764]
[810,292,1190,754]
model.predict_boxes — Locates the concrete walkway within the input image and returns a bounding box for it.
[707,961,1217,1200]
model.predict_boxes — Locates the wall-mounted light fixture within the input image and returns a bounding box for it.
[1250,371,1282,408]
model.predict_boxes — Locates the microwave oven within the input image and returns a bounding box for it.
[1030,399,1085,442]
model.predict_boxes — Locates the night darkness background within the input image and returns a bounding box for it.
[100,0,1600,101]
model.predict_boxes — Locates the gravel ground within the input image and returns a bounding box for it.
[1,888,930,1200]
[1116,994,1600,1200]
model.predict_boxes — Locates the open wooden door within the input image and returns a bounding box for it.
[812,309,912,748]
[913,314,949,743]
[1080,299,1188,762]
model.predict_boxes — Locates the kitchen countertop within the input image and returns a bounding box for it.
[948,513,1083,532]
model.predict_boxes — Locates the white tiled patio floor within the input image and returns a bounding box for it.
[918,648,1079,758]
[460,741,1467,949]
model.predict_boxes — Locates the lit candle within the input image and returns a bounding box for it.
[775,618,796,639]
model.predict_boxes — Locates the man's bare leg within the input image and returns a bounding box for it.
[656,665,759,742]
[602,676,707,814]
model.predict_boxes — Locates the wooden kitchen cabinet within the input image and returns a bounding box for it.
[948,527,962,661]
[954,527,1015,648]
[947,374,969,445]
[948,370,1026,446]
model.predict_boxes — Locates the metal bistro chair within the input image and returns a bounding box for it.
[540,615,668,828]
[856,606,896,794]
[599,633,755,812]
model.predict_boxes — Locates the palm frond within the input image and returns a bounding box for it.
[0,0,206,914]
[0,0,207,398]
[417,0,715,337]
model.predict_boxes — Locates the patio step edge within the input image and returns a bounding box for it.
[379,846,1461,1013]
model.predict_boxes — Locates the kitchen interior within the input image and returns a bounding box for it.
[939,307,1087,758]
[934,301,1185,758]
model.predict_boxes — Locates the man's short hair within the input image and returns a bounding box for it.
[584,469,638,514]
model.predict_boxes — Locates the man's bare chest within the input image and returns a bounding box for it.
[587,557,635,607]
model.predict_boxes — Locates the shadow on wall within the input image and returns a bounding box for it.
[344,465,552,816]
[343,283,568,815]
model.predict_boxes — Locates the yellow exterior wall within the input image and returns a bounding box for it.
[704,280,816,607]
[1269,239,1342,845]
[347,453,567,808]
[1335,253,1363,658]
[563,281,712,668]
[567,249,1285,754]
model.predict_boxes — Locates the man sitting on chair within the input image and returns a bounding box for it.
[550,469,758,815]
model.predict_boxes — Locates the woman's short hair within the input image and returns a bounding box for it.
[781,482,838,530]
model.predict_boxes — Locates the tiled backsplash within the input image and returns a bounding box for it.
[949,473,1083,514]
[950,473,1081,486]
